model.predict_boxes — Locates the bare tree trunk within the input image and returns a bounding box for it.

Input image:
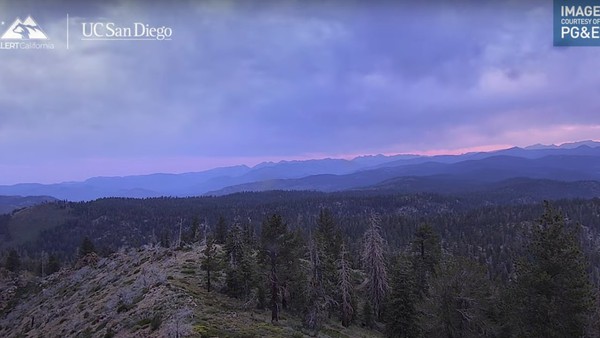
[270,255,279,322]
[207,269,211,292]
[281,281,288,310]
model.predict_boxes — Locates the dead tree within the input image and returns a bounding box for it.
[361,213,389,320]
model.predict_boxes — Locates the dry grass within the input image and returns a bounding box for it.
[0,244,382,338]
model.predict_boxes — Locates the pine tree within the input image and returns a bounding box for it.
[316,209,342,258]
[363,301,374,329]
[260,214,287,322]
[362,214,389,320]
[225,223,256,299]
[225,223,245,265]
[303,234,335,333]
[589,285,600,336]
[315,209,342,317]
[243,219,255,247]
[47,254,60,275]
[411,223,441,298]
[160,230,171,248]
[259,214,301,322]
[508,202,594,337]
[189,217,200,243]
[284,229,308,314]
[385,255,419,338]
[176,218,184,248]
[79,237,96,257]
[257,283,267,310]
[215,216,228,245]
[418,256,498,338]
[338,243,354,327]
[5,249,20,272]
[201,236,219,292]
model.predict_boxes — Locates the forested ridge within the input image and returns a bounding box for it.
[1,191,600,336]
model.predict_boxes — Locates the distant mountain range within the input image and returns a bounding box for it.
[1,140,599,201]
[524,140,600,150]
[207,153,600,195]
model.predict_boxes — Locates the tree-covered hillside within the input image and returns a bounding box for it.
[1,191,600,336]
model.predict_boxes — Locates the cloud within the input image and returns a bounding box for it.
[0,0,599,183]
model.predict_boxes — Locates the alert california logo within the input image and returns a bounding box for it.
[0,15,55,49]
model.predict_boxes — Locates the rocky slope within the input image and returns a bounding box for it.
[0,245,379,338]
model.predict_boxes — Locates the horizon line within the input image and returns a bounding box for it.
[2,139,598,186]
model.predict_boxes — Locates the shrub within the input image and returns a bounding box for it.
[151,314,162,331]
[103,327,115,338]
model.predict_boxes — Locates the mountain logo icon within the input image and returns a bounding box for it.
[1,16,48,40]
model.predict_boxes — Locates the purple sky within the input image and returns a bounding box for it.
[1,0,599,184]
